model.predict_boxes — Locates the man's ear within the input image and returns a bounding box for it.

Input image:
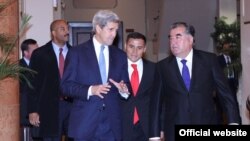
[23,50,28,57]
[188,35,194,44]
[143,46,147,53]
[96,25,102,34]
[124,43,127,50]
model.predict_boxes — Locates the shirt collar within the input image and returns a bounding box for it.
[52,41,68,53]
[23,57,30,66]
[176,49,193,63]
[93,36,107,52]
[128,58,143,67]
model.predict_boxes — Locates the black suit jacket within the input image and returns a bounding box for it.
[149,49,241,141]
[121,59,156,141]
[217,54,238,94]
[19,58,30,126]
[28,41,71,137]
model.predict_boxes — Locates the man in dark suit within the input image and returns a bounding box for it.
[19,39,39,141]
[121,32,159,141]
[217,42,239,99]
[149,22,241,141]
[28,19,73,141]
[217,42,240,124]
[60,10,130,141]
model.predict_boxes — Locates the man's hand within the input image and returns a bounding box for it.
[29,112,40,127]
[160,131,165,141]
[91,83,111,98]
[109,79,130,95]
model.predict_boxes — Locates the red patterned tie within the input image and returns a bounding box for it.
[59,48,64,78]
[131,64,139,124]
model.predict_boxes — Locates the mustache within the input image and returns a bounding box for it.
[64,33,69,37]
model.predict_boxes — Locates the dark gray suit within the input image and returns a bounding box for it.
[149,49,241,141]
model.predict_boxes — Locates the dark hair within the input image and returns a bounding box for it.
[126,32,147,44]
[170,22,195,37]
[21,39,37,56]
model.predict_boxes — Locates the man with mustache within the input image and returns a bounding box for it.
[28,19,73,141]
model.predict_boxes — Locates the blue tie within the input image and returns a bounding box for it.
[181,59,190,90]
[99,45,106,83]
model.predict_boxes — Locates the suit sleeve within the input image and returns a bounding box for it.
[149,63,163,137]
[212,54,241,124]
[60,47,90,101]
[27,51,42,113]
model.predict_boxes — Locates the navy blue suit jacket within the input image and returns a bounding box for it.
[60,39,130,140]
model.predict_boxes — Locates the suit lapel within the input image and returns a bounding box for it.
[169,56,188,91]
[85,40,103,84]
[46,42,61,80]
[189,50,202,92]
[137,61,146,95]
[137,60,151,95]
[108,46,114,81]
[20,58,29,68]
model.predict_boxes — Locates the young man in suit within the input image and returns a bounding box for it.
[121,32,158,141]
[149,22,241,141]
[28,19,73,141]
[60,10,130,141]
[19,39,39,141]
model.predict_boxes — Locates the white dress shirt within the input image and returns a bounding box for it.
[52,42,68,67]
[128,59,143,83]
[93,36,109,77]
[176,49,193,78]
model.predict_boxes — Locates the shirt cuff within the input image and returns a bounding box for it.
[229,123,239,125]
[87,86,93,100]
[149,137,161,140]
[119,91,129,99]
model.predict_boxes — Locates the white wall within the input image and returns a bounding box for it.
[22,0,53,46]
[64,0,146,42]
[64,0,161,62]
[219,0,237,24]
[157,0,217,60]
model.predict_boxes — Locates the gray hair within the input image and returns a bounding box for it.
[92,10,120,33]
